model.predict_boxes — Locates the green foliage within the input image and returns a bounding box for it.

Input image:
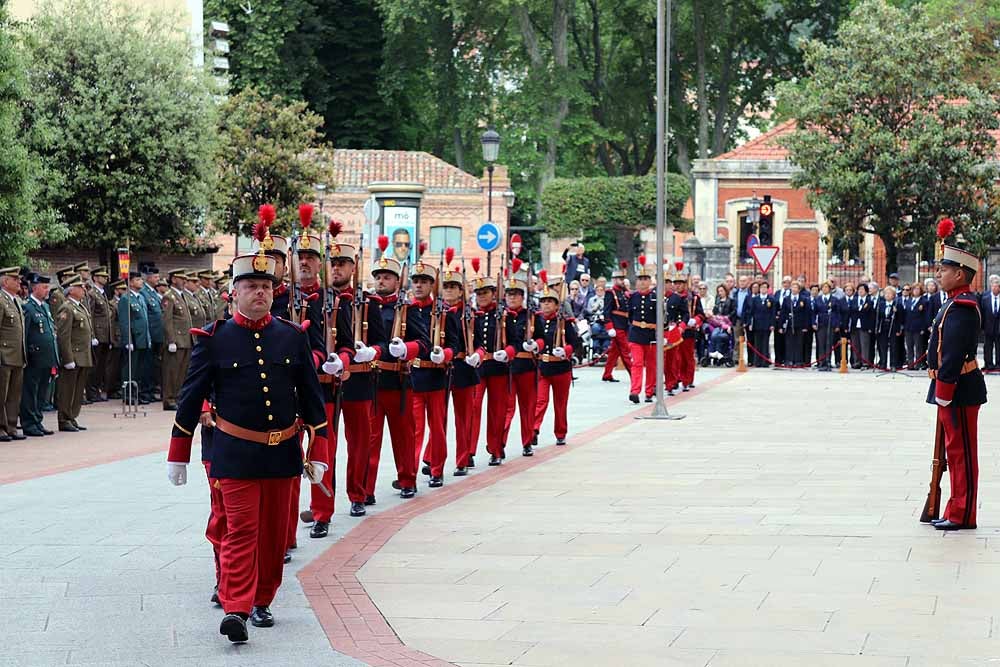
[211,87,334,236]
[779,0,1000,274]
[204,0,398,147]
[541,174,690,237]
[19,0,217,251]
[0,1,65,265]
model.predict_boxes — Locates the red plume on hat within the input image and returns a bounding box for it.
[251,221,267,242]
[378,235,389,253]
[511,258,522,274]
[445,247,455,265]
[471,257,481,273]
[674,260,684,271]
[538,269,548,284]
[937,217,955,240]
[620,260,628,269]
[328,220,343,238]
[259,204,276,227]
[504,266,510,278]
[638,254,647,266]
[298,204,313,229]
[419,240,428,257]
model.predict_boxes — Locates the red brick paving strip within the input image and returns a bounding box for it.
[298,371,737,666]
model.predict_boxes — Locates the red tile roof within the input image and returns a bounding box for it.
[716,118,1000,161]
[331,149,481,191]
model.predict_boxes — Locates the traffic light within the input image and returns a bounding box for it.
[759,194,773,246]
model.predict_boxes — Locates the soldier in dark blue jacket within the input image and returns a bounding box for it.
[601,262,632,382]
[166,252,330,642]
[925,242,987,531]
[20,273,58,436]
[531,274,581,446]
[812,282,842,371]
[778,281,812,366]
[626,256,657,403]
[442,263,480,474]
[502,266,539,457]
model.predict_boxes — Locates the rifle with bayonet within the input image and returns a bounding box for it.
[920,414,947,522]
[324,223,346,431]
[287,232,306,323]
[391,260,410,415]
[461,257,474,356]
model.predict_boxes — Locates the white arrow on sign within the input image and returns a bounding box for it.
[479,229,497,243]
[749,245,780,274]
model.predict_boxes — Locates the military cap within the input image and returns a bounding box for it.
[74,262,91,273]
[635,255,652,278]
[61,273,84,289]
[92,266,110,278]
[197,269,215,280]
[611,261,628,279]
[441,263,464,286]
[231,253,278,284]
[168,268,187,279]
[110,279,126,290]
[255,234,289,259]
[409,257,437,282]
[157,280,170,288]
[538,272,564,301]
[466,257,495,291]
[141,264,160,275]
[372,235,401,277]
[940,245,979,274]
[0,266,20,278]
[55,265,75,279]
[29,273,51,285]
[128,271,142,279]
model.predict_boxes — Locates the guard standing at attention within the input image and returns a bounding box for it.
[0,266,26,441]
[670,268,704,391]
[86,266,114,402]
[626,256,657,404]
[925,219,988,531]
[55,274,94,432]
[161,269,193,410]
[166,251,330,643]
[601,262,632,383]
[140,265,164,400]
[532,272,581,446]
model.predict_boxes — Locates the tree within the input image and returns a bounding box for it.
[0,0,66,265]
[18,0,218,254]
[779,0,1000,275]
[211,87,334,236]
[541,174,690,276]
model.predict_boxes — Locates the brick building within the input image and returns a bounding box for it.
[687,120,999,290]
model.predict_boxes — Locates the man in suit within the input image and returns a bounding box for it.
[748,280,775,367]
[729,275,751,367]
[773,276,792,364]
[20,273,58,436]
[119,271,152,404]
[903,283,930,369]
[981,275,1000,370]
[875,285,905,369]
[0,266,26,441]
[55,274,94,432]
[778,281,811,366]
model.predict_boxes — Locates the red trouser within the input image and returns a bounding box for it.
[311,400,371,517]
[664,345,680,391]
[218,477,294,615]
[477,374,510,458]
[286,476,300,550]
[203,462,225,585]
[470,383,485,457]
[678,338,696,385]
[413,389,447,477]
[533,371,571,439]
[451,384,477,468]
[629,342,657,398]
[368,388,416,493]
[503,371,537,448]
[602,331,633,380]
[940,404,980,527]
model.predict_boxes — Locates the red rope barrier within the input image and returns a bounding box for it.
[846,339,928,372]
[744,339,838,369]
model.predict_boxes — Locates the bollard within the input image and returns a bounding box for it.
[839,337,849,374]
[737,335,748,372]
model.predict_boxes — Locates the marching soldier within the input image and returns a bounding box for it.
[166,252,330,642]
[106,279,126,399]
[407,249,452,488]
[0,266,26,441]
[161,269,194,410]
[926,229,987,531]
[55,274,94,432]
[502,260,538,457]
[119,271,152,404]
[441,259,479,475]
[670,270,704,391]
[367,236,425,501]
[532,272,581,446]
[19,273,57,436]
[466,258,513,466]
[602,262,632,383]
[626,256,657,403]
[664,274,683,395]
[140,265,164,401]
[253,229,290,319]
[86,267,114,401]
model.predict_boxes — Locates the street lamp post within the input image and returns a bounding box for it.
[314,182,327,218]
[481,128,500,274]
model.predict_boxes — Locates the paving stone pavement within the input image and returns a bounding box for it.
[0,363,695,667]
[359,368,1000,667]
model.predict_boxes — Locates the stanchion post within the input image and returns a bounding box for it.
[737,336,748,373]
[839,337,848,374]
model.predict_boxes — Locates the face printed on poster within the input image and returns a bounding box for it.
[383,207,417,264]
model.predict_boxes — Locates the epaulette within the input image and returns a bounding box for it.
[190,320,222,337]
[565,317,577,323]
[448,305,461,313]
[275,316,306,333]
[953,294,979,308]
[367,293,384,305]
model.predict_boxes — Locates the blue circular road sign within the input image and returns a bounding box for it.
[476,222,502,252]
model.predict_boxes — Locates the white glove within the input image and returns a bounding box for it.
[493,348,509,363]
[353,343,376,363]
[430,346,446,364]
[389,337,408,359]
[522,340,538,353]
[553,347,567,359]
[126,343,134,351]
[91,338,99,347]
[464,352,481,368]
[63,362,76,370]
[304,461,328,484]
[167,462,187,486]
[608,328,617,338]
[935,397,952,407]
[687,318,697,327]
[167,343,177,353]
[322,354,344,377]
